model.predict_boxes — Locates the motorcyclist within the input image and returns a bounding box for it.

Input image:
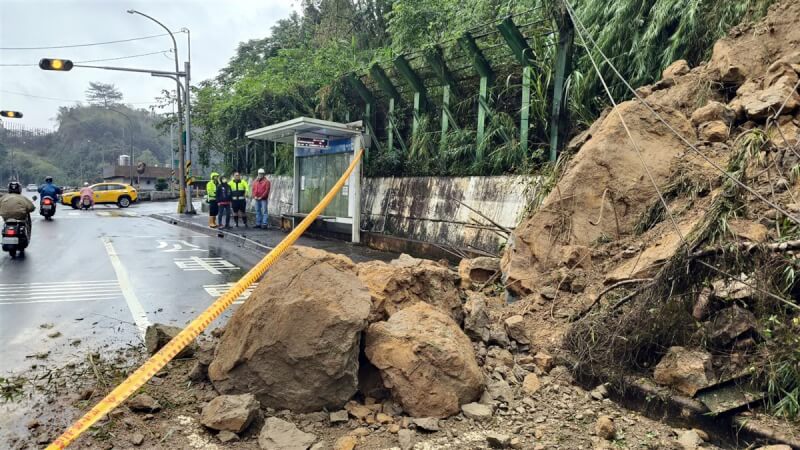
[0,181,35,238]
[37,176,63,214]
[79,182,95,209]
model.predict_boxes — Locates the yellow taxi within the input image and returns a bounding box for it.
[62,183,138,208]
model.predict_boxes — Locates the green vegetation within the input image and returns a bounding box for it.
[192,0,776,177]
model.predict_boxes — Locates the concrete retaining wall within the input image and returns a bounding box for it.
[207,174,537,256]
[361,176,538,255]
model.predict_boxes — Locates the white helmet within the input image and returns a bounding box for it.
[258,168,265,174]
[84,182,89,186]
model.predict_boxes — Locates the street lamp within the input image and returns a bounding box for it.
[126,9,194,214]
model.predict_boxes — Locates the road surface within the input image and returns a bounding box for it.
[0,197,263,375]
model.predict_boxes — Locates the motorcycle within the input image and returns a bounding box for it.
[80,194,93,210]
[2,219,29,258]
[40,195,56,220]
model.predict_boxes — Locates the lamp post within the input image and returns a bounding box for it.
[107,107,134,185]
[126,9,194,213]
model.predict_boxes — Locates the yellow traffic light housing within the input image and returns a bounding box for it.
[0,110,23,118]
[39,58,73,71]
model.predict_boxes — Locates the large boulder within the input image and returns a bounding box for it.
[357,257,462,323]
[690,101,735,127]
[208,247,371,412]
[200,394,260,433]
[653,347,715,396]
[708,306,757,347]
[365,303,483,417]
[502,101,695,295]
[737,74,800,120]
[699,120,729,142]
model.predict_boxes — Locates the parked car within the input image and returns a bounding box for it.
[61,183,138,208]
[26,184,37,192]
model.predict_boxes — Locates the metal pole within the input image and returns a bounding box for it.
[184,60,195,213]
[127,9,186,213]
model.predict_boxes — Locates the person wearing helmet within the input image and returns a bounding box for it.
[0,181,35,237]
[251,168,271,229]
[206,172,220,228]
[37,176,63,213]
[228,172,249,228]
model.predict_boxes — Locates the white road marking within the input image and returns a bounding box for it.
[97,212,110,217]
[102,237,150,338]
[203,282,258,304]
[174,257,239,275]
[157,240,205,252]
[0,280,122,305]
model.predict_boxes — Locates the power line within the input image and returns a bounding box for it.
[0,89,159,105]
[0,31,185,51]
[0,50,173,67]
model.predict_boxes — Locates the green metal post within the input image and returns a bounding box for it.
[477,76,488,159]
[521,66,531,155]
[387,98,395,154]
[549,6,574,161]
[440,85,450,154]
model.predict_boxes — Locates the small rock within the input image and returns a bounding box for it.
[127,394,161,413]
[130,432,145,446]
[488,323,511,348]
[462,402,493,421]
[590,384,608,401]
[376,412,393,424]
[39,323,54,329]
[509,437,524,449]
[663,60,690,79]
[482,378,514,404]
[388,424,401,433]
[333,435,358,450]
[677,429,704,450]
[217,430,239,443]
[504,315,529,345]
[47,331,61,338]
[200,393,260,433]
[595,415,616,441]
[345,401,372,420]
[329,410,349,424]
[756,446,792,450]
[653,347,714,396]
[708,305,757,347]
[533,352,554,373]
[699,120,729,142]
[412,417,439,432]
[351,427,370,437]
[539,287,556,300]
[258,417,317,450]
[486,432,511,448]
[26,419,40,429]
[145,323,197,358]
[398,429,416,450]
[522,373,541,395]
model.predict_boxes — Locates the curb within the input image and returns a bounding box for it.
[150,213,274,254]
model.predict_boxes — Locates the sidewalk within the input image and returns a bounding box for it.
[152,211,397,263]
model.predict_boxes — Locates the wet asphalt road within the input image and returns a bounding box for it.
[0,197,264,375]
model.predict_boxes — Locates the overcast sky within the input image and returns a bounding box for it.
[0,0,298,129]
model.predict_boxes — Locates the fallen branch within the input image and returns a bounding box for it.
[570,278,654,322]
[690,239,800,259]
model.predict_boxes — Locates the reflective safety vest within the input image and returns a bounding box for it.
[228,179,249,201]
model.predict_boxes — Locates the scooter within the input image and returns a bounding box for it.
[1,219,29,258]
[80,194,93,210]
[40,195,56,220]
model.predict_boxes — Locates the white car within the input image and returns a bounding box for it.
[26,184,38,192]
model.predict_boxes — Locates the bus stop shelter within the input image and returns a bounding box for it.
[245,117,364,243]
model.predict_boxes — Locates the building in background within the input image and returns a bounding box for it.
[102,165,173,192]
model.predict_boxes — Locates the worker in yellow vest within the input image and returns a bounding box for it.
[206,172,219,228]
[228,172,250,228]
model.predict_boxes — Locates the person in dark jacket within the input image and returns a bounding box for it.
[216,175,233,229]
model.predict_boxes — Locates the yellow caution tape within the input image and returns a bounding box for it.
[48,149,364,449]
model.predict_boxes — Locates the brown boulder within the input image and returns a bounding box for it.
[662,60,690,79]
[727,219,768,242]
[463,291,491,343]
[653,347,714,396]
[708,306,757,347]
[365,303,483,417]
[200,394,260,433]
[502,101,694,295]
[690,101,735,126]
[357,258,462,323]
[208,246,371,412]
[504,315,529,345]
[458,256,500,288]
[738,75,800,120]
[699,120,729,142]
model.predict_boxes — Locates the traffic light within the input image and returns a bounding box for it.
[39,58,73,71]
[0,111,23,118]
